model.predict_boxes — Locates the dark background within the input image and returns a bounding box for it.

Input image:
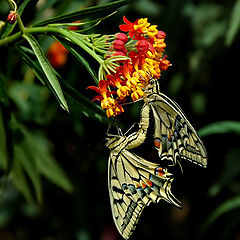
[0,0,240,239]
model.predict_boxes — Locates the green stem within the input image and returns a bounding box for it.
[0,31,21,46]
[0,26,104,65]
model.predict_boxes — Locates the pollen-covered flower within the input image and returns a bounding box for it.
[106,74,130,99]
[147,25,158,38]
[134,18,150,33]
[126,76,140,89]
[131,86,144,101]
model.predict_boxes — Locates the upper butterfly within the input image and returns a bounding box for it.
[142,78,208,168]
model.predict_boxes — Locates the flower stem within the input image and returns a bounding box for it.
[0,31,21,47]
[0,26,105,66]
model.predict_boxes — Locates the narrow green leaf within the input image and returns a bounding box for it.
[14,120,74,194]
[55,37,98,84]
[31,134,74,193]
[14,146,42,203]
[59,78,108,123]
[34,0,135,26]
[208,148,240,198]
[16,45,108,123]
[199,195,240,234]
[11,159,34,203]
[0,108,7,169]
[0,72,13,177]
[16,46,47,85]
[198,121,240,137]
[22,34,69,112]
[225,0,240,46]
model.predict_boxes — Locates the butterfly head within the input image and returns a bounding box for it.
[146,78,161,94]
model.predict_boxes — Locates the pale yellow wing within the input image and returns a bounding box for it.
[148,88,207,168]
[108,147,181,239]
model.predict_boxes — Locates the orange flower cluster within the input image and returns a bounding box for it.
[88,16,171,118]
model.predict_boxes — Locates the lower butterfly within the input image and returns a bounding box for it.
[106,131,181,239]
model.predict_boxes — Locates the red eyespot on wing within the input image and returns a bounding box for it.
[146,180,153,187]
[154,138,161,148]
[156,167,164,176]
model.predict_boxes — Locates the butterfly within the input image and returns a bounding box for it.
[142,78,208,168]
[106,130,181,239]
[128,78,207,168]
[105,78,207,238]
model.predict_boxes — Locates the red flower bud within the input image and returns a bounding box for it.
[7,11,17,24]
[111,51,126,57]
[159,56,171,71]
[115,33,128,43]
[136,40,149,52]
[156,31,166,39]
[113,40,125,51]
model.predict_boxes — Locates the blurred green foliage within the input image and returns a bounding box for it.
[0,0,240,239]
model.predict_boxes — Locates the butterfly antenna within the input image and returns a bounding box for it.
[177,159,184,173]
[106,121,113,136]
[117,126,124,136]
[124,122,137,135]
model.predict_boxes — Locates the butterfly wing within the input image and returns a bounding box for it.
[108,147,181,239]
[147,91,207,168]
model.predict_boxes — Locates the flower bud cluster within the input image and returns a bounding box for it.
[88,16,171,117]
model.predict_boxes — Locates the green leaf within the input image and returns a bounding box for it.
[27,133,74,193]
[0,73,13,177]
[14,145,42,202]
[198,121,240,137]
[0,0,33,38]
[199,195,240,235]
[55,37,98,84]
[34,0,135,27]
[14,120,74,195]
[0,108,7,170]
[11,159,34,203]
[16,46,48,85]
[59,77,108,122]
[16,45,108,123]
[225,0,240,46]
[208,148,240,198]
[22,34,69,112]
